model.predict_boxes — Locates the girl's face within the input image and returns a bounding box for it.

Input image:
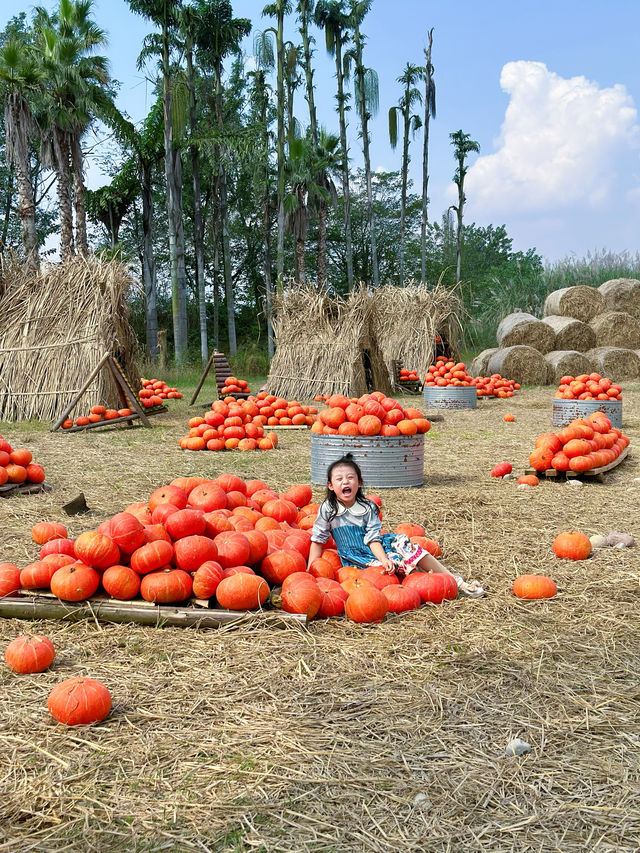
[328,463,361,507]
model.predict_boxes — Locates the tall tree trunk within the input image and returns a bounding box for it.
[141,160,158,362]
[54,131,75,261]
[7,99,39,269]
[161,13,187,365]
[212,236,220,352]
[71,135,88,256]
[456,202,463,283]
[186,41,208,365]
[421,29,434,283]
[215,63,236,356]
[1,164,12,249]
[317,200,327,289]
[299,9,318,149]
[295,238,306,284]
[354,26,378,288]
[335,39,353,290]
[172,149,188,355]
[264,192,274,357]
[275,8,286,290]
[399,111,410,285]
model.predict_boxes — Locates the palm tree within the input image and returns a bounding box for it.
[262,1,292,292]
[420,28,435,283]
[296,0,318,148]
[251,29,275,355]
[194,0,251,357]
[315,0,354,289]
[284,41,302,152]
[35,0,111,261]
[313,128,339,288]
[449,128,480,282]
[0,39,40,269]
[347,0,378,286]
[128,0,188,363]
[389,63,423,284]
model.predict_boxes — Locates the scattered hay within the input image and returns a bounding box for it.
[541,315,596,352]
[487,345,549,385]
[469,347,499,377]
[496,312,555,353]
[587,346,640,380]
[598,277,640,319]
[267,284,391,399]
[589,311,640,349]
[543,285,605,323]
[545,350,595,385]
[0,255,140,422]
[371,280,463,376]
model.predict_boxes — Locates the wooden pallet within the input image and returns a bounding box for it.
[392,359,423,395]
[190,351,250,406]
[0,480,52,498]
[526,446,629,481]
[51,354,154,432]
[0,594,307,629]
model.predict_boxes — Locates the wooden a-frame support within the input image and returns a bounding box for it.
[51,353,155,432]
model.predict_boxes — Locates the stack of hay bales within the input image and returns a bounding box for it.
[470,279,640,385]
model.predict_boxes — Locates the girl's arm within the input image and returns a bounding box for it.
[307,541,324,569]
[368,539,395,574]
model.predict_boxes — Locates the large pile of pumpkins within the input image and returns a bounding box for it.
[553,373,622,401]
[0,474,461,624]
[179,398,280,451]
[0,436,46,486]
[529,411,629,473]
[312,392,431,436]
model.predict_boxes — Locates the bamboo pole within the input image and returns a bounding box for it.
[0,596,308,629]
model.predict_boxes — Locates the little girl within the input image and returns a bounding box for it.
[308,454,484,597]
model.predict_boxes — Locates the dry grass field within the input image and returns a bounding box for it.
[1,384,639,853]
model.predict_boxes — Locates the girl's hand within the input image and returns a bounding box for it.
[381,558,396,575]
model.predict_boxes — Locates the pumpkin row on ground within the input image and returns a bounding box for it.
[10,474,455,623]
[529,412,630,473]
[472,374,520,397]
[61,405,138,429]
[248,392,318,426]
[312,391,431,436]
[553,373,622,401]
[0,434,46,486]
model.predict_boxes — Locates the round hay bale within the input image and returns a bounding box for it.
[587,347,640,380]
[541,315,596,352]
[543,286,605,322]
[469,347,499,377]
[545,351,595,385]
[487,346,549,386]
[598,278,640,319]
[589,311,640,349]
[496,312,555,353]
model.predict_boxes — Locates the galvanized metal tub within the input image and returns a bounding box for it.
[310,434,424,488]
[552,397,622,428]
[423,385,477,410]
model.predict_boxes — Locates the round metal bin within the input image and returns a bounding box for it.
[310,434,424,488]
[552,398,622,428]
[423,385,477,410]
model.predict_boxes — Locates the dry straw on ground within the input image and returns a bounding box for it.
[589,311,640,349]
[543,285,605,323]
[0,386,639,852]
[544,350,595,385]
[487,345,549,385]
[497,313,555,354]
[0,256,139,422]
[587,346,640,380]
[541,315,596,352]
[371,280,463,375]
[598,277,640,319]
[469,347,499,377]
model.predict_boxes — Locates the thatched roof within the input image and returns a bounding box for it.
[0,255,140,422]
[266,282,463,400]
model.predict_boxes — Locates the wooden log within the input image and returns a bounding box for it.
[0,596,308,629]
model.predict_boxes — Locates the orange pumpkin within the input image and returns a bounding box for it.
[513,574,557,599]
[552,531,592,561]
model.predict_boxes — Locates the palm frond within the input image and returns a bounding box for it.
[388,106,398,149]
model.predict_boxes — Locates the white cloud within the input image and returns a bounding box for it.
[464,61,640,215]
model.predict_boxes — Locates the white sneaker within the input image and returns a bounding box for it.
[454,577,485,598]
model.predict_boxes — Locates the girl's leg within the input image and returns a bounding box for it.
[415,552,484,597]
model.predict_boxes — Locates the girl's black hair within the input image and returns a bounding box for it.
[324,454,376,520]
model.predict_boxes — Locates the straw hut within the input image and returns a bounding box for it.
[267,285,392,400]
[370,281,463,379]
[0,255,140,422]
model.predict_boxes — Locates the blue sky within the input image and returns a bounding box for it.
[4,0,640,262]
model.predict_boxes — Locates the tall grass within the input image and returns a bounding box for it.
[467,250,640,351]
